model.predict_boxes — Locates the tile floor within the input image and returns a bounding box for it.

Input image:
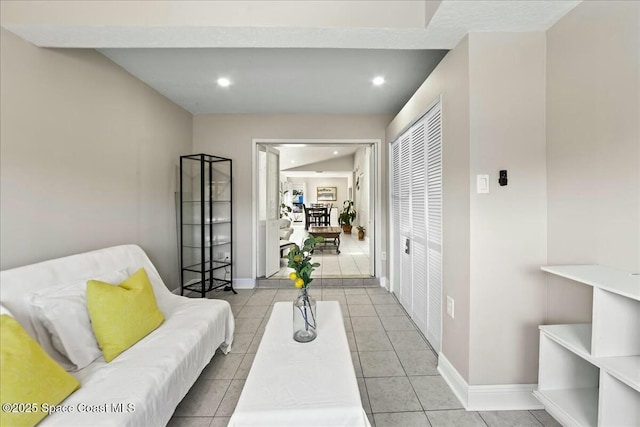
[168,287,560,427]
[272,224,371,279]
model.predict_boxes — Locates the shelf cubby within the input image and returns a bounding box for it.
[537,265,639,427]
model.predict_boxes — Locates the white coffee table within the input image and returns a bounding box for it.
[228,301,370,427]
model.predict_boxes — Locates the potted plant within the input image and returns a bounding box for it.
[338,200,356,234]
[356,225,365,241]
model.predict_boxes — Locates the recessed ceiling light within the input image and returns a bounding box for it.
[333,151,338,155]
[290,160,295,164]
[217,77,231,87]
[372,76,385,86]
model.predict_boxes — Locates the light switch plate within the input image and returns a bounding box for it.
[447,296,455,319]
[477,174,490,194]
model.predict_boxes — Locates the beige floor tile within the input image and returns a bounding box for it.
[387,330,429,351]
[374,411,430,427]
[234,353,255,380]
[229,333,254,354]
[365,377,422,413]
[215,379,245,416]
[480,411,544,427]
[427,410,486,427]
[380,315,416,331]
[396,350,438,376]
[351,351,363,378]
[346,294,373,305]
[167,416,213,427]
[357,377,372,414]
[200,353,243,380]
[236,305,269,319]
[350,316,385,332]
[210,417,230,427]
[173,378,230,416]
[354,330,394,352]
[530,410,562,427]
[359,351,406,377]
[410,376,463,410]
[233,317,262,334]
[348,304,378,317]
[374,304,407,317]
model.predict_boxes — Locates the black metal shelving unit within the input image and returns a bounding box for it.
[180,154,235,297]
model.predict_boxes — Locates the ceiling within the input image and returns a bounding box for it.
[99,48,447,114]
[277,144,362,171]
[2,0,581,115]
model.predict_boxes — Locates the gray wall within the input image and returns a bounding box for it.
[467,33,547,385]
[387,36,472,382]
[192,114,392,280]
[386,0,639,387]
[387,32,548,385]
[546,0,640,323]
[0,28,193,288]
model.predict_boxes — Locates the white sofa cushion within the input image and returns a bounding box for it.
[41,297,234,427]
[29,268,129,371]
[0,244,235,427]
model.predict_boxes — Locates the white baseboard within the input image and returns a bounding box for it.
[467,384,543,411]
[233,278,255,289]
[438,353,544,411]
[437,352,469,408]
[379,276,389,290]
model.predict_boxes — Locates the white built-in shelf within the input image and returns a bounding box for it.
[537,264,640,426]
[533,388,598,427]
[539,324,591,358]
[541,264,640,301]
[596,356,640,393]
[540,324,640,392]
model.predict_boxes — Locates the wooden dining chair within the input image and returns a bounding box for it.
[322,203,332,226]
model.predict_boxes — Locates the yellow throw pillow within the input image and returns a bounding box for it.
[87,268,164,362]
[0,314,80,427]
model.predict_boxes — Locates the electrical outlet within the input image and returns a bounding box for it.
[381,251,387,261]
[446,296,455,319]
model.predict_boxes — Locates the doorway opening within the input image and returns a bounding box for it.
[252,139,381,285]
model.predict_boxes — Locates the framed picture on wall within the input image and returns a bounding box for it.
[317,186,337,201]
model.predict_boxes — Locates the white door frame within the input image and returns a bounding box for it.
[251,138,383,281]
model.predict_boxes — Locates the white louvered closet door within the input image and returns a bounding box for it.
[426,103,443,351]
[398,132,412,313]
[390,141,401,307]
[410,120,428,335]
[390,99,443,353]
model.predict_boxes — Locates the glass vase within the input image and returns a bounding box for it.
[293,287,317,342]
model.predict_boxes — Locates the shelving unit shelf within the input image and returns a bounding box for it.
[180,154,235,297]
[536,265,639,427]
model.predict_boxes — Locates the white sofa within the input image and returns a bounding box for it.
[0,244,235,427]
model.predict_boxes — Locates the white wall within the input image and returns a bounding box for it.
[193,114,392,280]
[287,177,348,222]
[0,28,193,288]
[546,0,640,323]
[354,146,371,230]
